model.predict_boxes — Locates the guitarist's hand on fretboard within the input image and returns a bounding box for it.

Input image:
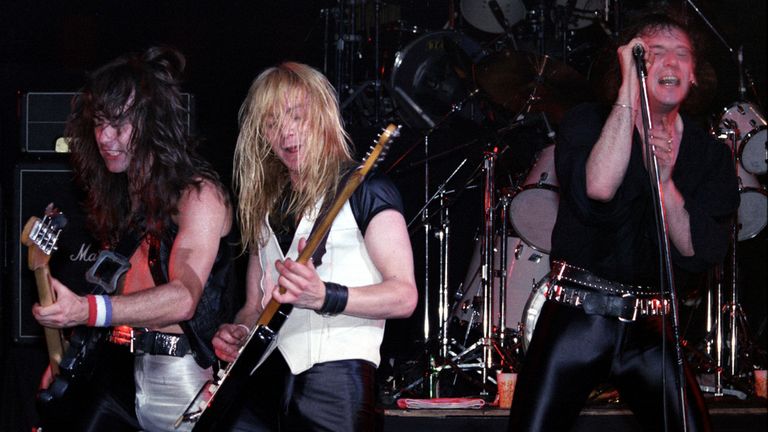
[33,275,90,329]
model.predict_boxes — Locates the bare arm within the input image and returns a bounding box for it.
[212,250,266,362]
[33,181,232,329]
[272,209,418,319]
[585,37,644,202]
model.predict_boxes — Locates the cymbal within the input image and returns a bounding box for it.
[474,50,591,123]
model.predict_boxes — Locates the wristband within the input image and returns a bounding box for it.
[86,294,112,327]
[613,103,634,111]
[317,282,349,316]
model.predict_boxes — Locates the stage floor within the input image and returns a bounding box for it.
[378,397,768,432]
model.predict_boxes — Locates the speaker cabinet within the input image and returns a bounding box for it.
[21,92,194,153]
[12,160,101,342]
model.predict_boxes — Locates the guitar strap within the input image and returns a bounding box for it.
[86,228,143,295]
[307,168,356,267]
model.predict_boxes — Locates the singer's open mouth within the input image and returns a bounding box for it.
[658,76,680,86]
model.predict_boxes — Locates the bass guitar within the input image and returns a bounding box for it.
[176,124,400,431]
[21,204,69,378]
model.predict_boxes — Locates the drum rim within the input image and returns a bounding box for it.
[738,186,768,241]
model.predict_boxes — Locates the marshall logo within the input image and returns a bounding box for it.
[70,243,99,263]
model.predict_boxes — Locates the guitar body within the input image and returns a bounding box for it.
[39,326,112,403]
[189,303,293,432]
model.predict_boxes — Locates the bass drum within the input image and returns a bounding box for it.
[452,236,550,331]
[390,30,486,130]
[508,145,559,253]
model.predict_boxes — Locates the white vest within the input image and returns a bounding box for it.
[259,199,385,375]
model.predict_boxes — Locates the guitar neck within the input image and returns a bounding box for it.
[33,266,65,376]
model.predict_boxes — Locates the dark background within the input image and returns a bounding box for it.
[1,1,765,430]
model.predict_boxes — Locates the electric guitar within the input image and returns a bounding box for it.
[21,204,69,378]
[176,124,400,431]
[25,205,132,404]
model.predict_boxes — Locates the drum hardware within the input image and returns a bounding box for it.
[697,129,764,399]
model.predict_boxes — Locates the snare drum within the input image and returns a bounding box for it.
[508,145,559,253]
[719,102,767,175]
[452,236,550,330]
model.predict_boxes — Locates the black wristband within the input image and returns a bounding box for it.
[317,282,349,316]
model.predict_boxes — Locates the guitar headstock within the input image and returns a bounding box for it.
[21,203,69,271]
[359,124,400,176]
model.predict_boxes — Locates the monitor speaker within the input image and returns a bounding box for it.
[20,92,194,153]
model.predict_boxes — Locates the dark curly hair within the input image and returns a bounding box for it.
[592,7,712,114]
[66,46,224,246]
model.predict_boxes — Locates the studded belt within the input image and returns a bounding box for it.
[546,261,669,322]
[110,326,190,357]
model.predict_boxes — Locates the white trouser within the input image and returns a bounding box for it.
[134,354,212,432]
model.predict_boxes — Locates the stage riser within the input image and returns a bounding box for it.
[379,410,767,432]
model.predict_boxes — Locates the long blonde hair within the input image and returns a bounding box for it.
[233,62,353,252]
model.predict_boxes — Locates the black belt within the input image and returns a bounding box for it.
[547,261,669,322]
[110,326,191,357]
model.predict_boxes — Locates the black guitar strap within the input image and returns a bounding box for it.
[86,228,143,295]
[307,168,356,267]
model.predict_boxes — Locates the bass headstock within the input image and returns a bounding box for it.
[21,203,69,271]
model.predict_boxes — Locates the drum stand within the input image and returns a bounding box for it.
[698,129,758,399]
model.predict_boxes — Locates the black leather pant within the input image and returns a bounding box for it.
[508,301,711,432]
[281,359,377,432]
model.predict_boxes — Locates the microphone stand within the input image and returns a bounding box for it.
[634,47,689,432]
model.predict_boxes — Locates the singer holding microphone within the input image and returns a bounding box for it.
[507,10,739,432]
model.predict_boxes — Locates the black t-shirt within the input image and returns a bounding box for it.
[551,103,739,286]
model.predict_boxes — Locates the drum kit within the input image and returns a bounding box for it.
[376,1,604,398]
[323,1,766,398]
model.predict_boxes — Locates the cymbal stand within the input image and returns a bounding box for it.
[438,191,451,362]
[497,193,510,344]
[478,149,498,395]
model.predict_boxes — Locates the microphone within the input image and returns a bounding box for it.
[632,44,647,78]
